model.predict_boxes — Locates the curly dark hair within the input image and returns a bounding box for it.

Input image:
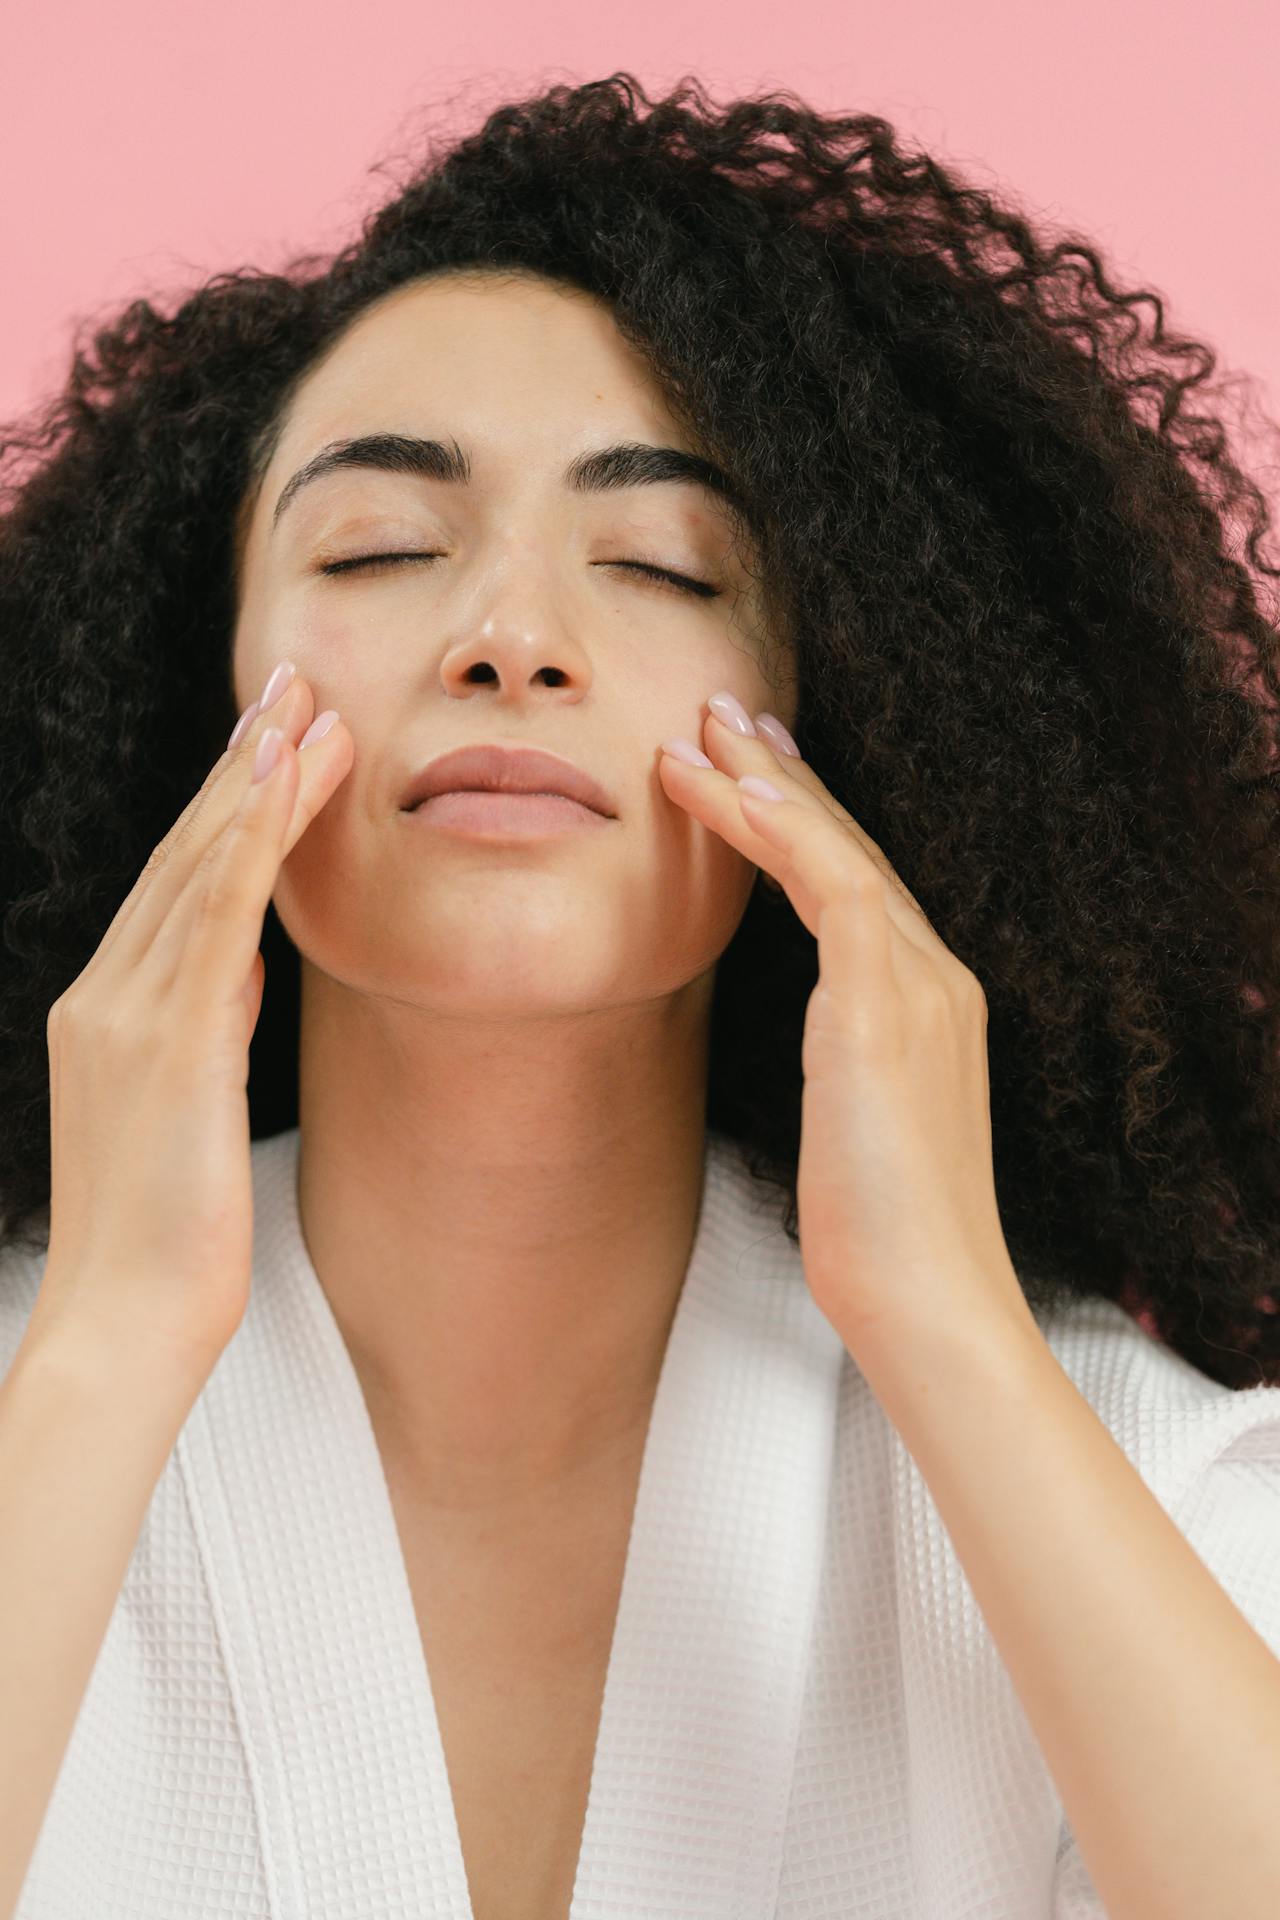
[4,71,1280,1388]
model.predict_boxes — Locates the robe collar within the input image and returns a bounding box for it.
[181,1125,848,1919]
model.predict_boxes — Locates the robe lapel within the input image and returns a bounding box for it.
[182,1127,847,1920]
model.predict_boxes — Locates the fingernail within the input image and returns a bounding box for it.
[739,774,785,802]
[252,726,284,784]
[299,709,339,751]
[754,712,801,757]
[708,690,757,736]
[257,659,296,715]
[227,700,259,751]
[662,736,714,768]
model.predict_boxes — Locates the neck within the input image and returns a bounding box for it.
[294,960,714,1513]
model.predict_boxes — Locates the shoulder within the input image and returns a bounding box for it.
[1039,1292,1280,1491]
[1040,1294,1280,1656]
[1050,1299,1280,1908]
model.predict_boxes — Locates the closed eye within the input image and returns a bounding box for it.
[316,552,720,599]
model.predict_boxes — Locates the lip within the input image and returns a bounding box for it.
[399,743,617,818]
[403,790,609,837]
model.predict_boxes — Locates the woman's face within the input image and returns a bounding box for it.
[232,268,798,1020]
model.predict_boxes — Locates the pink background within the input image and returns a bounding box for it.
[3,0,1278,486]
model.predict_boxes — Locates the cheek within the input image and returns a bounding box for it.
[657,809,758,922]
[228,622,265,715]
[646,842,757,985]
[238,613,380,724]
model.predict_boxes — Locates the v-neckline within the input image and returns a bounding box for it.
[182,1126,849,1919]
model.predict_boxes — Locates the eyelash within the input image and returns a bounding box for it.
[316,551,720,599]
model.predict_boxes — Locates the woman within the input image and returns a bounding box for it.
[2,71,1280,1919]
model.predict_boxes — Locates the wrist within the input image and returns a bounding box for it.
[17,1295,222,1411]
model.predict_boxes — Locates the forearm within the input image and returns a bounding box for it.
[0,1317,210,1920]
[851,1291,1280,1920]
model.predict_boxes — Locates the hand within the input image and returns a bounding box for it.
[34,668,353,1376]
[657,692,1036,1362]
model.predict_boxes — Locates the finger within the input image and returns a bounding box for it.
[145,722,300,1008]
[86,679,330,978]
[741,775,940,960]
[240,946,266,1036]
[713,710,937,928]
[145,700,351,1008]
[660,717,940,956]
[83,687,308,975]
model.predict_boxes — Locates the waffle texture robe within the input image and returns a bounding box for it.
[4,1125,1280,1918]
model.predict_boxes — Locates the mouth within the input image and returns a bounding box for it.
[402,789,612,836]
[399,743,618,818]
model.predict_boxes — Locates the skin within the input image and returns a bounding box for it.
[231,266,799,1525]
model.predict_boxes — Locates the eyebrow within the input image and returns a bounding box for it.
[269,431,746,533]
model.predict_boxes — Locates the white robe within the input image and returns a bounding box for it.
[4,1124,1280,1918]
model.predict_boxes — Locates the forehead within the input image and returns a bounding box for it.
[272,270,685,459]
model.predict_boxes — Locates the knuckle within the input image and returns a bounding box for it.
[845,864,883,905]
[47,985,86,1034]
[192,808,243,883]
[51,982,123,1053]
[95,992,142,1052]
[916,971,951,1018]
[139,839,172,884]
[954,962,986,1005]
[967,976,989,1022]
[193,865,240,932]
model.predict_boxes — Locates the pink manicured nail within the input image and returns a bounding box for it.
[754,712,801,757]
[299,709,339,751]
[662,736,714,768]
[738,774,785,802]
[252,726,284,784]
[257,659,296,715]
[227,701,259,751]
[708,690,757,736]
